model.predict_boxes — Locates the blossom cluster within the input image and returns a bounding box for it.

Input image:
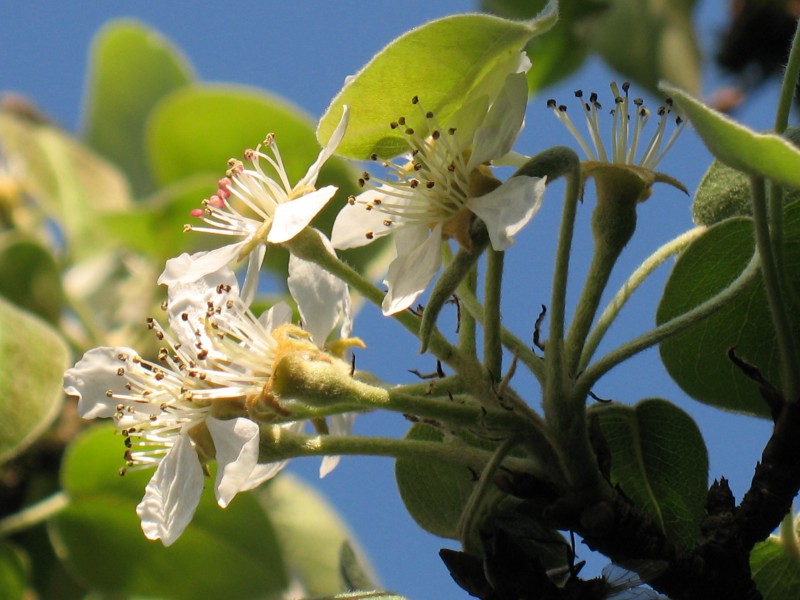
[63,53,548,546]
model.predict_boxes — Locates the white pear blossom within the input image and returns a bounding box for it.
[547,82,685,170]
[331,66,545,315]
[163,106,349,304]
[64,267,302,545]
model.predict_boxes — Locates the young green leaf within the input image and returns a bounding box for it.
[661,83,800,188]
[317,2,558,159]
[589,398,708,549]
[0,236,63,324]
[0,297,68,464]
[751,522,800,600]
[0,541,28,600]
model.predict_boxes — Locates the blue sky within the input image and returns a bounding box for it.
[1,2,783,598]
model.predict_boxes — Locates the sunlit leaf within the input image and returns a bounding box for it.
[751,519,800,600]
[663,83,800,188]
[259,473,376,596]
[83,19,193,196]
[51,425,289,600]
[590,399,708,548]
[318,2,558,159]
[0,297,67,463]
[657,199,800,416]
[588,0,700,96]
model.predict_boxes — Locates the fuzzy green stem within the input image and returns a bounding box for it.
[258,430,537,476]
[0,491,69,537]
[456,282,544,383]
[484,249,504,378]
[458,265,478,357]
[575,253,761,398]
[579,226,707,372]
[750,176,800,401]
[774,18,800,134]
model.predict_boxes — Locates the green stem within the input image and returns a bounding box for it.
[575,253,761,398]
[484,249,504,378]
[579,226,707,372]
[774,18,800,134]
[258,430,537,476]
[0,491,69,537]
[458,435,519,548]
[750,176,800,401]
[457,281,544,383]
[458,264,478,357]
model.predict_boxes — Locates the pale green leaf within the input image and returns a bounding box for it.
[0,296,68,463]
[0,236,63,324]
[589,399,708,548]
[82,19,193,196]
[662,83,800,188]
[0,541,28,600]
[751,522,800,600]
[317,3,558,159]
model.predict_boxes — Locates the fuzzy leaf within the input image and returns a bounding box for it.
[317,3,558,159]
[751,523,800,600]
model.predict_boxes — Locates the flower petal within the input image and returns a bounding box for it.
[158,244,248,288]
[331,188,396,249]
[297,105,349,190]
[208,417,264,508]
[64,346,137,419]
[382,224,442,315]
[468,72,528,171]
[267,185,338,244]
[288,243,348,346]
[259,301,294,331]
[240,242,267,307]
[318,412,356,478]
[136,431,204,546]
[467,176,546,250]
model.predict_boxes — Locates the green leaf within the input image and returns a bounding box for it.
[0,541,28,600]
[258,473,376,597]
[317,3,558,159]
[751,522,800,599]
[339,540,377,592]
[662,83,800,188]
[480,0,606,92]
[657,199,800,416]
[588,0,700,96]
[0,296,68,463]
[0,236,63,324]
[83,19,193,196]
[51,425,289,600]
[394,424,476,539]
[589,399,708,548]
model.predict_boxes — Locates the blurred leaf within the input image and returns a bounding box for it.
[83,19,193,196]
[259,473,376,597]
[0,112,133,259]
[339,540,377,592]
[51,425,289,600]
[318,3,558,159]
[480,0,607,92]
[0,296,67,464]
[589,399,708,548]
[394,424,476,539]
[693,160,754,226]
[663,84,800,188]
[751,520,800,600]
[0,235,63,324]
[0,541,28,600]
[588,0,700,96]
[657,198,800,416]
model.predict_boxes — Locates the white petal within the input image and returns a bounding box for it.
[468,72,528,171]
[288,244,348,346]
[267,186,338,244]
[330,189,396,250]
[241,242,267,307]
[136,432,204,546]
[208,417,262,508]
[259,301,294,331]
[467,176,546,250]
[318,412,356,478]
[381,225,443,315]
[64,347,138,419]
[157,244,247,287]
[297,105,349,189]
